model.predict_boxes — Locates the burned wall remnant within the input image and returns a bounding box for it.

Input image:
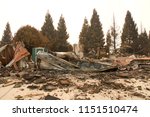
[0,45,15,66]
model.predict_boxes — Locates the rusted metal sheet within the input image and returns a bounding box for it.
[114,55,150,70]
[6,42,30,67]
[113,55,136,66]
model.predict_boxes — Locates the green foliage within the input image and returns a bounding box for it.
[41,11,56,49]
[88,9,105,58]
[78,9,105,58]
[1,22,12,45]
[54,15,72,52]
[79,18,89,56]
[137,30,150,55]
[121,10,138,54]
[13,25,50,53]
[106,30,111,55]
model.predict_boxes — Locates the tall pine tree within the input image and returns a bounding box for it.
[41,11,56,49]
[106,30,112,56]
[1,22,12,45]
[89,9,105,58]
[137,30,150,55]
[121,10,138,54]
[54,15,72,52]
[79,17,89,56]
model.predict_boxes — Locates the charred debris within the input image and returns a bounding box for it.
[1,42,150,100]
[0,42,118,72]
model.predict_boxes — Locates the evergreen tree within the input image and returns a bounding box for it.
[89,9,105,58]
[106,30,111,56]
[137,30,150,55]
[41,11,56,49]
[54,15,72,52]
[79,17,89,56]
[1,22,12,44]
[121,10,138,54]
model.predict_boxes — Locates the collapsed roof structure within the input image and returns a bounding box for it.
[0,42,30,69]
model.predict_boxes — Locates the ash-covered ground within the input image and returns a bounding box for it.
[0,68,150,100]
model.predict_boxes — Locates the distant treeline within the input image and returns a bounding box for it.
[1,9,150,57]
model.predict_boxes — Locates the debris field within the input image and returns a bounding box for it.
[0,43,150,100]
[0,67,150,100]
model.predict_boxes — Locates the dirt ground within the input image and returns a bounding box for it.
[0,68,150,100]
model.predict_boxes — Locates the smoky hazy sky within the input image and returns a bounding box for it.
[0,0,149,44]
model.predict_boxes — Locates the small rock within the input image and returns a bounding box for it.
[146,87,150,91]
[20,88,24,91]
[116,95,123,100]
[13,82,23,88]
[64,88,69,93]
[41,84,57,91]
[137,86,142,90]
[124,94,127,97]
[124,79,131,83]
[132,92,146,98]
[22,74,31,80]
[33,77,46,84]
[44,94,60,100]
[59,79,70,86]
[27,85,39,90]
[15,95,24,100]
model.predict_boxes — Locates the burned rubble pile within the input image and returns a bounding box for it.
[0,67,150,100]
[0,44,150,100]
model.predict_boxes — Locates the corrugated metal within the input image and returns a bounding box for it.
[6,43,30,67]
